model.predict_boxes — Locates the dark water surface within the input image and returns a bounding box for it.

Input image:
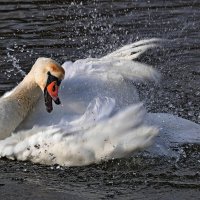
[0,0,200,199]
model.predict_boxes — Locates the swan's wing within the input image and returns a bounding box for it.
[102,38,162,60]
[0,103,158,166]
[62,38,161,83]
[58,39,162,118]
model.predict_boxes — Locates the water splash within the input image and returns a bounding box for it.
[6,50,26,77]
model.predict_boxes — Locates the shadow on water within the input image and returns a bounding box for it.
[0,0,200,199]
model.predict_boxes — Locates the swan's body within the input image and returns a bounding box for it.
[0,38,199,166]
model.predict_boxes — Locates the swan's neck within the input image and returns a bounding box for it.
[0,71,42,139]
[12,72,42,114]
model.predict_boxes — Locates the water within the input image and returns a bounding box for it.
[0,0,200,199]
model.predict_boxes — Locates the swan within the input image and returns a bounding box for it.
[0,38,199,166]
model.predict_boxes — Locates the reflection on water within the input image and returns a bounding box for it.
[0,1,199,199]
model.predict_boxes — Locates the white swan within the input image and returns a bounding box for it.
[0,38,199,166]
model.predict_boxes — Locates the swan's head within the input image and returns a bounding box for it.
[33,57,65,113]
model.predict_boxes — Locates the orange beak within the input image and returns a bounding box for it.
[47,81,59,101]
[44,81,61,113]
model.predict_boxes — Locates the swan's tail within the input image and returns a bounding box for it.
[0,101,158,166]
